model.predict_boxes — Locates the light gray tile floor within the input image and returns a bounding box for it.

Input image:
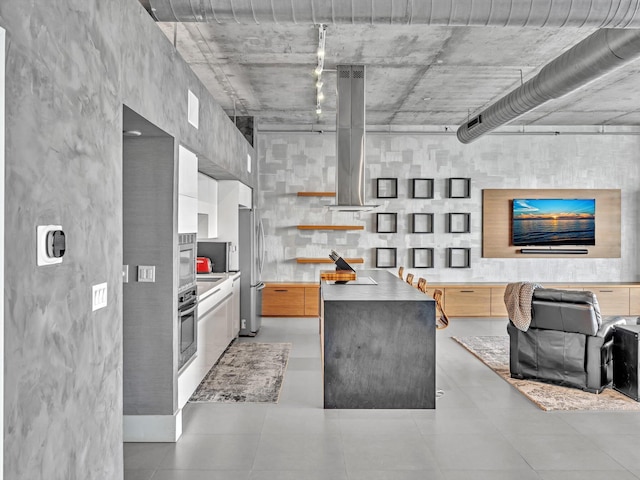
[124,316,640,479]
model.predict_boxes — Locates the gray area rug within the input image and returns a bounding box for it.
[189,342,291,403]
[452,335,640,411]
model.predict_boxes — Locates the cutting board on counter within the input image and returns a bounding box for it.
[320,270,357,282]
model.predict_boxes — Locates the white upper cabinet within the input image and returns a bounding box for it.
[178,195,198,233]
[197,172,218,239]
[178,145,198,233]
[178,145,198,198]
[216,180,252,271]
[238,181,252,209]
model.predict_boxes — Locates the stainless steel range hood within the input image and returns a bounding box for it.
[330,65,378,212]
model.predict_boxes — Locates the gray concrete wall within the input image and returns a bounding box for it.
[257,131,640,283]
[1,1,255,478]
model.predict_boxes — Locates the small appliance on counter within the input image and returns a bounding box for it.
[197,241,234,273]
[196,256,213,274]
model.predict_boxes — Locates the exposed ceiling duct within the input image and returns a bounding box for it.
[331,65,377,211]
[456,28,640,143]
[145,0,640,27]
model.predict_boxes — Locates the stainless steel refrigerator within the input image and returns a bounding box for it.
[238,208,265,336]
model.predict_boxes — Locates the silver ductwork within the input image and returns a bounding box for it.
[332,65,377,211]
[146,0,640,26]
[456,28,640,144]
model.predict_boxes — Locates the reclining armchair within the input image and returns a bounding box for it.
[507,288,626,393]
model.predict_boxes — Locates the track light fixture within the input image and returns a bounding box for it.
[314,24,327,116]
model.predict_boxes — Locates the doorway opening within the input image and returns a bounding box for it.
[122,106,180,446]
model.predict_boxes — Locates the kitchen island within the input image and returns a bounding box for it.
[321,270,436,409]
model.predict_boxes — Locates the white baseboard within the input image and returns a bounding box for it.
[123,411,182,442]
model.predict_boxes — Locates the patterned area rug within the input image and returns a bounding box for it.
[452,336,640,411]
[189,342,291,403]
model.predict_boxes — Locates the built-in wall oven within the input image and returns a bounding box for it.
[178,286,198,370]
[179,233,197,293]
[178,233,198,370]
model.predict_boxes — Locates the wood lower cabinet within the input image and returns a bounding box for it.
[490,287,508,317]
[262,283,320,317]
[630,288,640,315]
[265,281,640,318]
[444,288,491,317]
[304,287,320,316]
[591,287,630,316]
[428,283,640,318]
[262,285,304,316]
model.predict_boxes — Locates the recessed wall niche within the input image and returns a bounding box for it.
[413,248,434,268]
[447,248,471,268]
[376,178,398,198]
[446,213,471,233]
[411,178,434,199]
[412,213,434,233]
[482,189,621,259]
[376,213,398,233]
[447,178,471,198]
[375,248,397,268]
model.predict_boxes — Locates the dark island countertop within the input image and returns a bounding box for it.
[320,269,436,409]
[321,269,433,303]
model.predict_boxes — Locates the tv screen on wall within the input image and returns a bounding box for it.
[512,198,596,246]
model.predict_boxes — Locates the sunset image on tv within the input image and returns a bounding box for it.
[512,198,595,246]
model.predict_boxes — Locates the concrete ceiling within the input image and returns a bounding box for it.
[152,17,640,129]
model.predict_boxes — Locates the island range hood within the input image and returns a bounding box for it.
[331,65,378,211]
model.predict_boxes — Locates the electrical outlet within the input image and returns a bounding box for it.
[92,282,107,311]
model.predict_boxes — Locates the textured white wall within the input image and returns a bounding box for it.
[258,131,640,283]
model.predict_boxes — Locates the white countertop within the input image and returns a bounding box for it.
[196,271,240,299]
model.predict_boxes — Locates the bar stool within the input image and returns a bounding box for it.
[417,277,427,292]
[405,273,414,286]
[398,266,404,280]
[433,289,449,330]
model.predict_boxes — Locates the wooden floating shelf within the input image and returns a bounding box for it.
[296,258,365,264]
[297,191,336,197]
[297,225,364,230]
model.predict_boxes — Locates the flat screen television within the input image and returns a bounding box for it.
[512,198,595,246]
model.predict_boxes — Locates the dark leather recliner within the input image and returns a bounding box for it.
[507,288,627,393]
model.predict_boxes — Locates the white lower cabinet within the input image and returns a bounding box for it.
[178,278,232,408]
[230,275,240,338]
[202,293,232,372]
[178,273,242,408]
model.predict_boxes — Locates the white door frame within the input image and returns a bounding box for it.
[1,25,6,480]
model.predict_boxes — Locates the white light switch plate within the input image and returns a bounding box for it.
[92,282,107,311]
[138,265,156,282]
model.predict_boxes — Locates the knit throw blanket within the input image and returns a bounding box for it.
[504,282,542,331]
